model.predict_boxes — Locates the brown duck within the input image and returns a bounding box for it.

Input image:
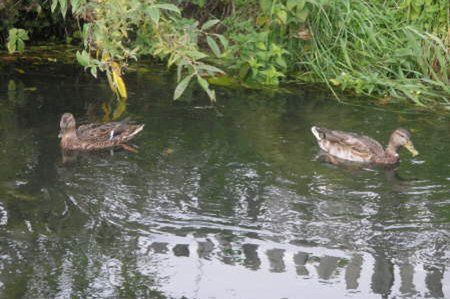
[59,113,144,151]
[311,126,418,164]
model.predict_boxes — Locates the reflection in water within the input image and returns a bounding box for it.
[425,266,444,298]
[0,63,449,298]
[317,255,340,280]
[371,253,394,297]
[399,262,416,297]
[267,248,286,273]
[345,254,363,290]
[293,252,309,276]
[197,239,215,260]
[128,237,448,299]
[243,243,261,271]
[173,244,190,257]
[151,242,169,254]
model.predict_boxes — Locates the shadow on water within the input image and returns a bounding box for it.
[0,62,449,298]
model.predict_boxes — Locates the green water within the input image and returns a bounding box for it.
[0,62,449,299]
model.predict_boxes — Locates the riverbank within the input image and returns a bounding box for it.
[1,1,449,112]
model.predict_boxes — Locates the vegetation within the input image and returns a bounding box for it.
[1,0,449,110]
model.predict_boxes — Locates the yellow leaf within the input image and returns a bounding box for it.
[112,99,127,120]
[106,70,115,93]
[162,148,174,157]
[113,71,127,99]
[102,51,110,62]
[329,78,340,86]
[111,62,127,99]
[102,102,111,122]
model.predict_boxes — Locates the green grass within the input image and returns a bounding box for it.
[292,0,449,109]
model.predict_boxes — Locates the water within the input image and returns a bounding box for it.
[0,60,449,298]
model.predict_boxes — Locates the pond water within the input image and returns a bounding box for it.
[0,60,449,299]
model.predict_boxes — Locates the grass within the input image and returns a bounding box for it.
[292,0,449,110]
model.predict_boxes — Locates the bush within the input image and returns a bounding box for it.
[1,0,449,110]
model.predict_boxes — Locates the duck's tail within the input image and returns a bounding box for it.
[130,124,144,138]
[311,126,324,141]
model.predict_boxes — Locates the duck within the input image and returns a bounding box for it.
[311,126,418,164]
[58,113,144,151]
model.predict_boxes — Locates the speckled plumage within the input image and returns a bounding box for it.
[311,126,418,164]
[59,113,144,151]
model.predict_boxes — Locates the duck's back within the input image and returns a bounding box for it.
[311,126,385,162]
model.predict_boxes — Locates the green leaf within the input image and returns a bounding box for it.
[7,40,15,53]
[260,0,272,13]
[90,66,98,78]
[256,42,267,50]
[195,0,206,7]
[82,23,90,42]
[286,0,297,10]
[154,3,180,14]
[197,75,209,91]
[17,30,29,40]
[276,56,287,69]
[185,50,208,60]
[174,75,193,100]
[276,9,287,24]
[76,50,90,67]
[206,36,221,57]
[168,53,180,67]
[71,0,81,13]
[288,0,306,10]
[239,63,250,79]
[213,34,228,50]
[147,7,160,24]
[59,0,67,18]
[8,35,17,45]
[297,0,306,10]
[177,59,187,82]
[297,7,309,22]
[51,0,58,12]
[9,28,17,36]
[197,63,224,75]
[7,28,29,53]
[198,75,216,102]
[201,19,220,31]
[17,40,25,52]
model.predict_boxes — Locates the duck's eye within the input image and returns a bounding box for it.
[396,132,408,140]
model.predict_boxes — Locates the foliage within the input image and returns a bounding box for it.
[0,0,75,45]
[294,0,449,107]
[65,0,226,101]
[220,0,449,108]
[226,27,288,85]
[397,0,449,37]
[6,28,29,53]
[1,0,449,110]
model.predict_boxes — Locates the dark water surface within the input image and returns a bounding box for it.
[0,62,449,299]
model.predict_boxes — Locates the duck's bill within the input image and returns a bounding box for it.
[58,132,62,138]
[404,141,419,157]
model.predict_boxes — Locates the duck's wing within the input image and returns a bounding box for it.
[75,120,144,150]
[77,120,128,142]
[312,126,385,156]
[77,123,102,135]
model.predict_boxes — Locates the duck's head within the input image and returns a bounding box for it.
[390,128,418,157]
[58,113,76,138]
